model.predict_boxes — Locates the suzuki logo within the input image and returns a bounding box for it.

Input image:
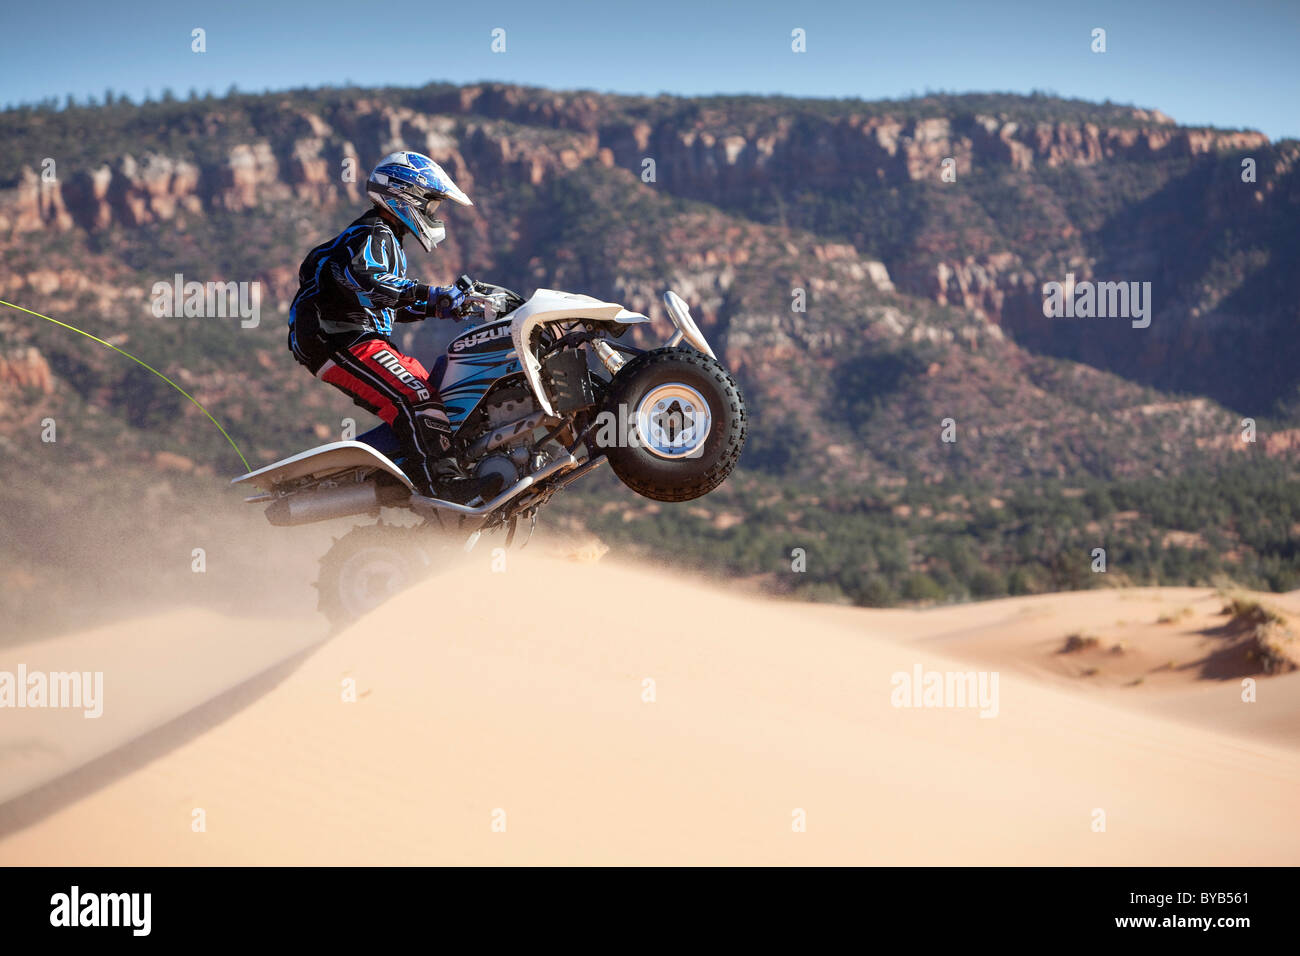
[451,324,511,352]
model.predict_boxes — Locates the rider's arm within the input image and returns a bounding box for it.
[337,224,464,321]
[336,224,430,315]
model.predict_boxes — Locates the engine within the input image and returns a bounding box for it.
[465,387,549,488]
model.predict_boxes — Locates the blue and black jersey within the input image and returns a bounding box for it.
[289,210,439,342]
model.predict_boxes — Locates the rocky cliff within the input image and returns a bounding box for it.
[1,84,1295,477]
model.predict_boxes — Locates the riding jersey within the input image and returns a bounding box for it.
[289,210,444,340]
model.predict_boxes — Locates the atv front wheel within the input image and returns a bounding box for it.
[597,348,746,502]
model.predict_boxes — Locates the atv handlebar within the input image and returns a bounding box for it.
[445,277,525,321]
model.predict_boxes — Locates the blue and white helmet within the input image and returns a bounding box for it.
[366,151,473,252]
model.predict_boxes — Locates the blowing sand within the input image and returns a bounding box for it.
[1,546,1297,865]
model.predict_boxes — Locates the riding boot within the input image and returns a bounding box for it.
[418,456,505,506]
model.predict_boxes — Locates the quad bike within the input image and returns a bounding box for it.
[233,280,746,625]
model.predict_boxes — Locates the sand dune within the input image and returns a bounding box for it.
[845,586,1300,749]
[1,549,1298,865]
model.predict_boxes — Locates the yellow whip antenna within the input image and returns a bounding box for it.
[0,299,251,472]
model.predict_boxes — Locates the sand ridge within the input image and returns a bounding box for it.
[1,550,1297,865]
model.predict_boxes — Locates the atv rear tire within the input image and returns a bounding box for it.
[598,347,746,503]
[315,522,433,629]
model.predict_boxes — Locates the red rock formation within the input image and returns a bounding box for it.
[0,92,1276,337]
[0,167,74,232]
[0,347,55,394]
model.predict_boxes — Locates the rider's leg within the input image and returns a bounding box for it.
[317,335,448,491]
[316,335,500,503]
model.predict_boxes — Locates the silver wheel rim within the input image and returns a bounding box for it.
[338,546,411,617]
[635,383,712,459]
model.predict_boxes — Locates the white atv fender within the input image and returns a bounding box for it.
[509,289,649,416]
[508,288,717,416]
[231,440,414,493]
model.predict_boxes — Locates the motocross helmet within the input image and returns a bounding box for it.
[365,151,473,252]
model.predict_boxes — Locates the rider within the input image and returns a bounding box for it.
[288,150,500,504]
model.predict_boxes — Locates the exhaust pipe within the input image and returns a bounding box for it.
[264,480,405,526]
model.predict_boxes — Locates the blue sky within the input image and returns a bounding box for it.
[3,0,1297,139]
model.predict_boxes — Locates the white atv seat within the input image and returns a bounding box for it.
[231,441,414,493]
